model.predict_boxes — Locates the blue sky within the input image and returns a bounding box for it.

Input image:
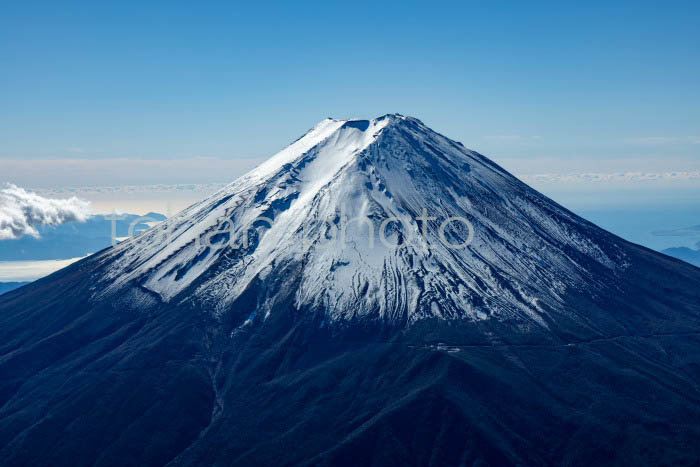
[1,0,699,165]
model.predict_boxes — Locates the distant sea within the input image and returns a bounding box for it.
[540,187,700,251]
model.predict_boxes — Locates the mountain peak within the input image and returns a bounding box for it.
[95,116,630,331]
[327,112,408,122]
[320,113,420,135]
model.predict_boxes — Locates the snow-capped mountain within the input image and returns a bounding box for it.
[1,115,700,466]
[98,115,625,331]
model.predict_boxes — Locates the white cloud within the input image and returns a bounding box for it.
[518,171,700,184]
[0,157,265,188]
[494,156,700,175]
[0,256,87,281]
[651,225,700,237]
[484,135,541,141]
[485,135,522,141]
[622,136,700,145]
[0,184,91,240]
[66,147,89,154]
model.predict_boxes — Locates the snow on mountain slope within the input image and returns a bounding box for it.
[96,114,627,328]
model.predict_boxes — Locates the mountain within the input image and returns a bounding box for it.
[1,115,700,466]
[662,246,700,267]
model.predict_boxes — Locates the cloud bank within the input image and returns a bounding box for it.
[651,225,700,238]
[518,171,700,184]
[0,184,91,240]
[0,157,265,188]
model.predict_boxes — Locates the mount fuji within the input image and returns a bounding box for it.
[1,115,700,466]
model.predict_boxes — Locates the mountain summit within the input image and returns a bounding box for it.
[102,114,634,336]
[2,116,700,465]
